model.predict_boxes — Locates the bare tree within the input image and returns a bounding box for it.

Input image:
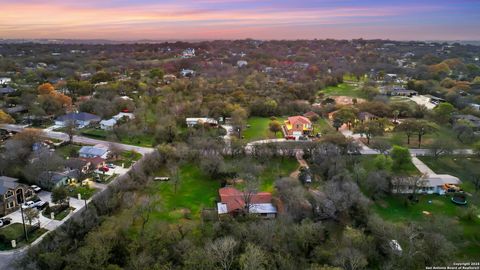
[241,174,259,214]
[135,195,158,237]
[208,236,238,270]
[64,119,77,144]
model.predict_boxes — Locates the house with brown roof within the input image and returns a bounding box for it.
[217,187,277,218]
[0,176,35,216]
[283,116,313,140]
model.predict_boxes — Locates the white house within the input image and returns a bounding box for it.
[180,69,195,77]
[100,119,117,130]
[237,60,248,68]
[55,112,101,128]
[79,144,109,159]
[392,174,461,195]
[112,112,135,121]
[0,77,11,85]
[186,118,218,127]
[182,48,195,58]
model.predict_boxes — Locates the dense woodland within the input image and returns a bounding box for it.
[0,39,480,269]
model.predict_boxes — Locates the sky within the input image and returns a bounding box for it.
[0,0,479,41]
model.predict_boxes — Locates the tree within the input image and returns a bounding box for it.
[231,107,247,138]
[207,237,238,270]
[390,145,412,173]
[433,102,455,123]
[24,208,39,227]
[241,174,259,214]
[239,243,268,270]
[353,119,387,144]
[333,107,357,130]
[394,119,417,145]
[269,120,282,136]
[370,139,391,155]
[414,120,437,148]
[51,186,69,205]
[332,118,343,131]
[364,171,390,199]
[453,120,475,144]
[428,138,454,159]
[373,155,393,171]
[64,119,76,144]
[0,109,14,124]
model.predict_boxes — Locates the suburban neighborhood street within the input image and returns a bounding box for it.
[0,124,155,155]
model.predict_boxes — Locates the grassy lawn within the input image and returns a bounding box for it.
[243,117,285,141]
[42,206,75,221]
[148,164,219,222]
[80,128,154,147]
[319,83,366,98]
[80,128,108,139]
[113,150,142,168]
[313,118,336,135]
[119,134,154,147]
[56,144,82,158]
[378,126,471,149]
[67,185,98,200]
[0,223,48,251]
[257,158,299,192]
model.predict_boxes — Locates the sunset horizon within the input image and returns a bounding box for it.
[1,0,479,41]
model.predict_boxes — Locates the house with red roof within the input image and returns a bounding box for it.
[217,187,277,218]
[283,115,313,140]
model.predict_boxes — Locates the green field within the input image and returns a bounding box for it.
[55,144,82,158]
[319,83,365,98]
[149,164,219,222]
[243,117,285,141]
[313,118,336,135]
[257,158,299,192]
[377,125,471,149]
[80,128,154,147]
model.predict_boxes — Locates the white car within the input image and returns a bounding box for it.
[22,201,35,208]
[31,185,42,193]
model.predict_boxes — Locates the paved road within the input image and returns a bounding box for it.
[0,124,155,155]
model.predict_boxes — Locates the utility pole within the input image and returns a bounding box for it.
[20,205,28,242]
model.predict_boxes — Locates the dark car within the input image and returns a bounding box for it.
[0,217,12,227]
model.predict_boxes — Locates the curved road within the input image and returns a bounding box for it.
[0,124,155,155]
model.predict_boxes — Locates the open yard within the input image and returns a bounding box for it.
[257,157,299,192]
[377,125,472,149]
[148,164,219,222]
[55,144,82,158]
[243,117,285,141]
[0,223,47,251]
[319,83,366,98]
[80,128,154,147]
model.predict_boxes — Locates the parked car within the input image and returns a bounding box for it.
[31,185,42,193]
[0,217,12,227]
[33,198,48,210]
[99,167,109,172]
[107,163,116,169]
[23,199,46,209]
[154,177,170,181]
